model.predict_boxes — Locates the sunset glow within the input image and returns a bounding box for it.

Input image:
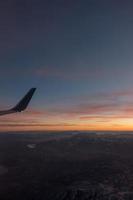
[0,1,133,132]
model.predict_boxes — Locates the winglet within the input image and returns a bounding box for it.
[12,88,36,112]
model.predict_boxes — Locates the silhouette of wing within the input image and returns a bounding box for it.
[0,88,36,116]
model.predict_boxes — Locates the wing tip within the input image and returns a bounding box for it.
[12,87,37,112]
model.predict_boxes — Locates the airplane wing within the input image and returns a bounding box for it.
[0,88,36,116]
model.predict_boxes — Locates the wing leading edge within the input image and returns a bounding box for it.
[0,88,36,116]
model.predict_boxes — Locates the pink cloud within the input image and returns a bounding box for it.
[34,66,130,81]
[34,67,105,80]
[46,102,119,116]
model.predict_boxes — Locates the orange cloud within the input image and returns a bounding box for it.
[1,89,133,132]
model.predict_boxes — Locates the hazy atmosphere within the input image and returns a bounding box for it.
[0,0,133,131]
[1,1,133,200]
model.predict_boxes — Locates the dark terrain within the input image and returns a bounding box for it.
[0,131,133,200]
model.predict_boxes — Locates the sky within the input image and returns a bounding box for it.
[0,0,133,131]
